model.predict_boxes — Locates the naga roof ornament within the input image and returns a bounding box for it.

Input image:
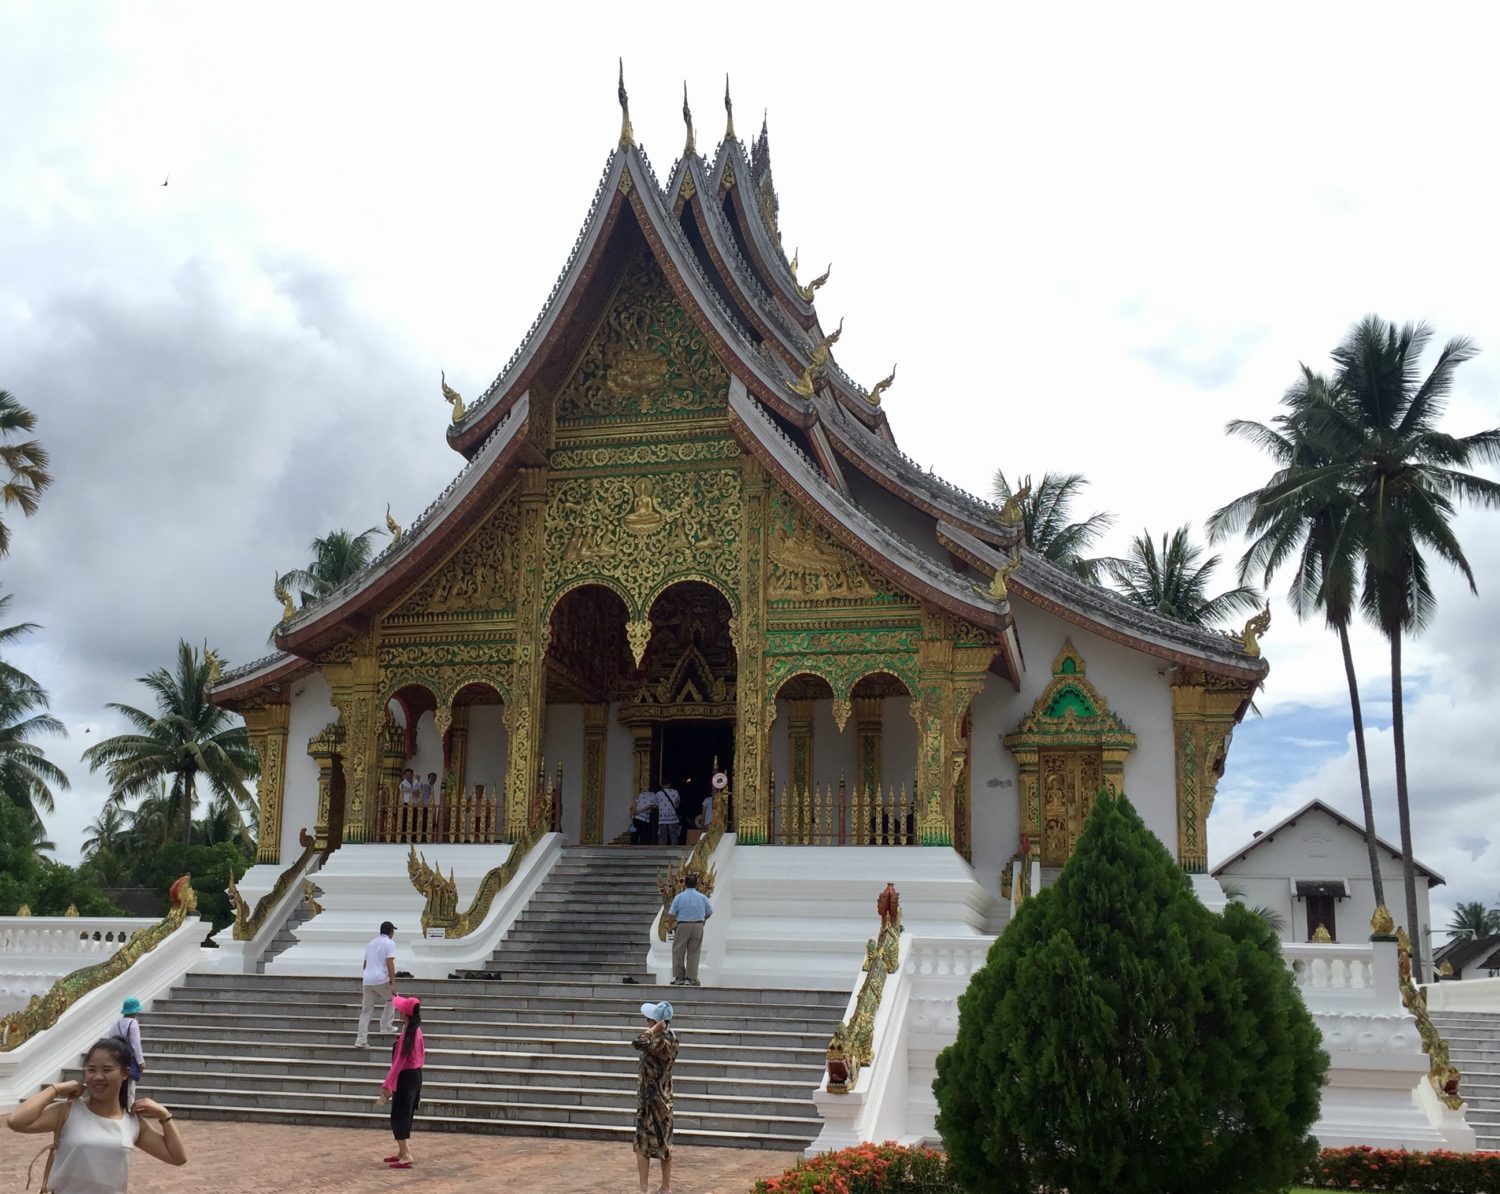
[795,262,831,302]
[787,318,843,397]
[618,58,634,149]
[865,364,897,406]
[682,81,695,156]
[441,370,466,423]
[723,73,735,141]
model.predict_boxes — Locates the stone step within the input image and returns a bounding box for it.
[166,1101,808,1149]
[143,1039,818,1083]
[150,1052,817,1096]
[145,1012,832,1047]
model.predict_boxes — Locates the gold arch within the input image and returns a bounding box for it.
[642,572,741,622]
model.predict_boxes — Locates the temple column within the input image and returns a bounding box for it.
[854,697,883,799]
[307,721,344,851]
[243,703,290,864]
[1170,670,1250,872]
[442,705,469,835]
[914,628,958,847]
[631,725,653,794]
[376,713,405,843]
[581,702,608,845]
[326,644,380,844]
[787,699,815,793]
[504,469,549,840]
[733,463,771,844]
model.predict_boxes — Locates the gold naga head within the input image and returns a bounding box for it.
[441,371,466,423]
[273,574,296,622]
[865,364,897,407]
[997,480,1032,528]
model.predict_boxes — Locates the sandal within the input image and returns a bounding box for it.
[383,1155,401,1163]
[388,1160,413,1169]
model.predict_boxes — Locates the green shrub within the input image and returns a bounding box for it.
[1302,1146,1500,1191]
[752,1143,957,1194]
[137,840,250,932]
[934,792,1327,1194]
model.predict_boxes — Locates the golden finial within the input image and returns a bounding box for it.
[682,81,695,156]
[441,370,466,423]
[789,247,799,278]
[617,58,634,149]
[988,549,1022,601]
[795,263,831,303]
[16,904,30,916]
[997,480,1032,528]
[786,318,844,398]
[385,503,402,543]
[1371,904,1395,935]
[274,574,296,622]
[1396,926,1412,955]
[1438,959,1454,977]
[865,364,897,406]
[1239,602,1272,657]
[203,640,223,685]
[1311,923,1333,943]
[723,73,735,141]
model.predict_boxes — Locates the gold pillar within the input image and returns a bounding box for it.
[582,702,608,845]
[631,725,653,794]
[443,705,469,817]
[1170,671,1249,873]
[244,703,290,864]
[375,713,405,842]
[504,469,549,839]
[733,462,771,844]
[307,721,343,851]
[1010,745,1041,852]
[787,698,815,793]
[327,643,380,844]
[854,696,883,800]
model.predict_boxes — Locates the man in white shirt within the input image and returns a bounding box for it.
[399,769,416,805]
[422,771,438,806]
[355,921,398,1047]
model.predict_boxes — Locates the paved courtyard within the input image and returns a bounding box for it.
[0,1116,798,1193]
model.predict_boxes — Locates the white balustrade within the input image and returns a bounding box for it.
[1284,942,1379,1001]
[0,919,159,1016]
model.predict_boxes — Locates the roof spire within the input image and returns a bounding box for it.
[724,73,735,141]
[617,58,634,149]
[682,81,695,156]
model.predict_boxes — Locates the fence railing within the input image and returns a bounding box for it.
[375,784,505,845]
[770,778,919,846]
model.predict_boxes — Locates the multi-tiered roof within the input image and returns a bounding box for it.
[213,79,1266,702]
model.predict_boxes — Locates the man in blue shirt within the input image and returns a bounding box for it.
[667,874,713,986]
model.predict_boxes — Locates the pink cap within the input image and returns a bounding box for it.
[392,995,421,1016]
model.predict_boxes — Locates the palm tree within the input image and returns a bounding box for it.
[82,802,128,857]
[83,640,259,844]
[1262,317,1500,979]
[0,390,53,558]
[279,526,385,606]
[1106,525,1264,626]
[991,471,1115,583]
[122,783,175,856]
[0,595,70,824]
[1446,901,1500,942]
[1209,367,1386,906]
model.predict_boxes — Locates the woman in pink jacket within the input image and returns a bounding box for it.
[375,994,424,1168]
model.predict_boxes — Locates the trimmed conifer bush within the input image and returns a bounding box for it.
[934,792,1327,1194]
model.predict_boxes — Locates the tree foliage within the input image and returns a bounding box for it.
[0,591,69,827]
[991,470,1115,583]
[83,639,258,844]
[0,389,53,558]
[934,793,1326,1194]
[279,525,385,606]
[1106,525,1263,627]
[0,801,119,916]
[1446,900,1500,942]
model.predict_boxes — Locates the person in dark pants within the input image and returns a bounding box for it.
[375,995,424,1169]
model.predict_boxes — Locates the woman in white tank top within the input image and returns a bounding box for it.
[7,1036,187,1192]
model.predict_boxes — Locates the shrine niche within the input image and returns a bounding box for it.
[1003,641,1136,867]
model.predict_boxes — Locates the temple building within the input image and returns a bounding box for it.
[209,80,1268,902]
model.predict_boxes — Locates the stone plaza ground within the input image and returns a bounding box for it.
[0,1115,797,1193]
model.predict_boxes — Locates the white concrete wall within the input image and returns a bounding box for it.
[603,701,636,842]
[463,702,508,798]
[1214,806,1436,956]
[409,710,443,794]
[967,676,1020,894]
[283,670,337,859]
[882,695,916,790]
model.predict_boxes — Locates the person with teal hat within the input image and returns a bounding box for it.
[632,999,678,1194]
[110,998,146,1105]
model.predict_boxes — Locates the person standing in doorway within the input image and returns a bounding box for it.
[630,789,656,846]
[667,874,712,986]
[655,781,681,846]
[632,1000,678,1194]
[399,768,416,804]
[420,772,437,806]
[355,921,398,1047]
[375,995,425,1169]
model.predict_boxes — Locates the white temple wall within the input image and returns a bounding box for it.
[882,695,916,790]
[770,699,790,791]
[543,703,584,844]
[282,670,336,861]
[409,710,443,791]
[967,676,1020,892]
[1003,600,1179,862]
[463,703,508,798]
[811,700,856,790]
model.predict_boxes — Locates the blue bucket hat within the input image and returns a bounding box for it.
[640,1000,673,1023]
[121,997,142,1016]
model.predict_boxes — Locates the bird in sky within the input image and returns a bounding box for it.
[161,174,169,187]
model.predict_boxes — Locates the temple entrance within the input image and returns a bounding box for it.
[654,719,734,830]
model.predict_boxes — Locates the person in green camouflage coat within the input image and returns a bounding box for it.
[633,999,679,1194]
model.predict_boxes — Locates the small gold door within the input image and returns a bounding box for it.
[1039,750,1102,866]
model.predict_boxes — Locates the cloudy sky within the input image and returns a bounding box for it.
[3,4,1497,941]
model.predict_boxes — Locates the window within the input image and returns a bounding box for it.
[1305,894,1337,941]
